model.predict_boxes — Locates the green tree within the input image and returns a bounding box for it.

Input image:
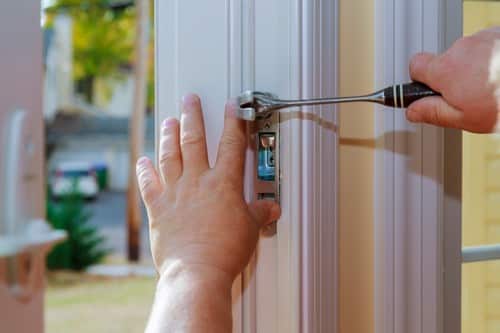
[46,191,111,271]
[46,0,136,102]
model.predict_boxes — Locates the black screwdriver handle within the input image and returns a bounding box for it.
[384,82,440,108]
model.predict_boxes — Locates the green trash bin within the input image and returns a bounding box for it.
[93,163,108,191]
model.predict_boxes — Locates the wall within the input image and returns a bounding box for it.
[462,2,500,333]
[339,0,375,332]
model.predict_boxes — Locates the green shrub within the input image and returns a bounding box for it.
[46,192,111,271]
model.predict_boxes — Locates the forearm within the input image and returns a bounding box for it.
[146,264,233,333]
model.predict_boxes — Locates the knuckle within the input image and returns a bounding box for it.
[409,53,435,82]
[138,176,156,202]
[435,53,455,72]
[218,177,243,195]
[139,177,153,194]
[221,132,246,150]
[136,164,149,178]
[200,173,220,191]
[409,53,425,74]
[430,107,441,126]
[159,149,180,167]
[181,131,205,147]
[409,57,419,77]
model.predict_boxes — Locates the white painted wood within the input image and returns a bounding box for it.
[0,1,47,332]
[374,0,462,333]
[155,1,338,332]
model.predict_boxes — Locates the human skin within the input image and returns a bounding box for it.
[137,95,281,332]
[407,27,500,133]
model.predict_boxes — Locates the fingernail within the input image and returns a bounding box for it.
[137,157,149,165]
[225,99,238,118]
[182,94,199,110]
[162,117,177,128]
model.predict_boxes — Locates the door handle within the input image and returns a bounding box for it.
[0,219,66,302]
[0,109,66,302]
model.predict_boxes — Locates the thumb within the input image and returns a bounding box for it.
[406,96,463,129]
[248,200,282,228]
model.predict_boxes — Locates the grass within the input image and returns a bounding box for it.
[45,271,156,333]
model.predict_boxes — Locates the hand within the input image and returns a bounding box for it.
[136,94,281,283]
[407,27,500,133]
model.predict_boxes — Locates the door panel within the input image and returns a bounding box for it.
[156,1,338,332]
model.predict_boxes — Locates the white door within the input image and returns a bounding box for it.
[156,1,337,332]
[156,1,463,332]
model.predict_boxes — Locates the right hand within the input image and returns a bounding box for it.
[407,27,500,133]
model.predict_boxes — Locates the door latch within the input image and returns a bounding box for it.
[253,109,280,235]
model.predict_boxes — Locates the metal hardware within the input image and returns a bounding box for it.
[253,107,280,236]
[237,82,439,121]
[257,133,276,181]
[462,244,500,263]
[0,110,66,303]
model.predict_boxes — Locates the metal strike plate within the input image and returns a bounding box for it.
[253,109,280,236]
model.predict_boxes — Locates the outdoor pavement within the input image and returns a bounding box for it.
[85,191,153,264]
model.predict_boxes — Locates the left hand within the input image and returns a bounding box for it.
[136,94,281,284]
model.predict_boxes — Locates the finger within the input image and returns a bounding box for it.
[406,96,463,129]
[159,117,182,185]
[180,94,209,175]
[409,52,439,90]
[215,100,247,187]
[136,157,163,206]
[248,200,281,228]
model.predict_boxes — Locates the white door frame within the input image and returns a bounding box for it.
[373,0,462,332]
[155,1,339,332]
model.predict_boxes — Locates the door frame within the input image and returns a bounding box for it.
[373,0,462,332]
[155,1,339,332]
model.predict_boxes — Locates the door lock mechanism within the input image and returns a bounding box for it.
[257,133,276,181]
[253,109,280,235]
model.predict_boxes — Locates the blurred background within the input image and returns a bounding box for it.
[41,0,156,332]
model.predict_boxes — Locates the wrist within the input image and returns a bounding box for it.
[158,260,234,290]
[148,260,234,333]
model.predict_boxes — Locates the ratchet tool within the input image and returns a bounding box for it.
[237,81,439,121]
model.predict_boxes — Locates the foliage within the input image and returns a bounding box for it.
[46,192,110,271]
[46,0,135,102]
[72,9,135,82]
[45,0,155,107]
